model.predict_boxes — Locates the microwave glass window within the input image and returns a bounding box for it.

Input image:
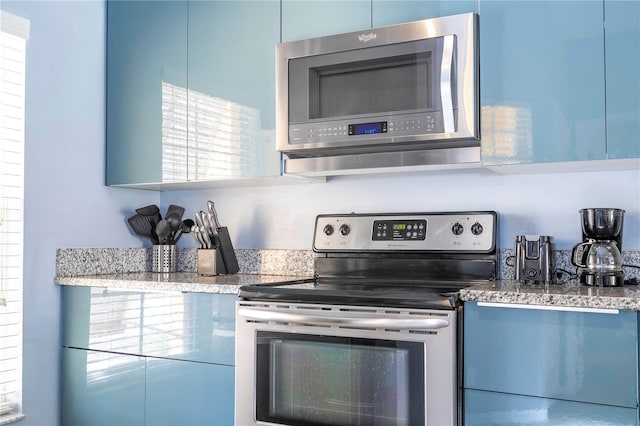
[255,332,425,426]
[309,52,432,119]
[287,38,445,125]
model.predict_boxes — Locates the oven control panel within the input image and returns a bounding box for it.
[314,212,496,252]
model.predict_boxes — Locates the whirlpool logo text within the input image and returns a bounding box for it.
[358,32,377,43]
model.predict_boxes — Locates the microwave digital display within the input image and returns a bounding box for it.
[349,122,388,136]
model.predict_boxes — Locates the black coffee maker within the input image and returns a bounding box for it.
[571,208,625,286]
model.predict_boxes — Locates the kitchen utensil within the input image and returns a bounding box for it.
[127,214,156,243]
[165,204,185,221]
[165,212,182,243]
[155,219,172,244]
[208,201,222,228]
[514,235,554,284]
[136,204,160,217]
[572,208,625,286]
[173,219,194,244]
[194,213,212,249]
[192,225,204,249]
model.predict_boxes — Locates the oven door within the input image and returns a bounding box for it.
[235,301,457,426]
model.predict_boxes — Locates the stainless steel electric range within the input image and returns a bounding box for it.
[236,211,498,426]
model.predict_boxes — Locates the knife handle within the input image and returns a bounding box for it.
[207,201,222,228]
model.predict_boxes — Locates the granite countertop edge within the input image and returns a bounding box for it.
[460,280,640,311]
[55,272,314,295]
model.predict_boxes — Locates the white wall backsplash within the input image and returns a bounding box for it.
[162,167,640,251]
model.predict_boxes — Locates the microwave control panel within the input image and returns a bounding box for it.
[289,111,446,145]
[314,212,496,253]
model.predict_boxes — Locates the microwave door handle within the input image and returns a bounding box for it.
[237,308,450,330]
[440,34,456,133]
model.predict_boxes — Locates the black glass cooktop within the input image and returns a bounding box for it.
[239,279,479,310]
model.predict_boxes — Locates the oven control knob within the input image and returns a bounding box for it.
[451,222,464,235]
[339,224,351,236]
[323,224,334,236]
[471,222,484,235]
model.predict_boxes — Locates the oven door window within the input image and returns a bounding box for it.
[255,332,424,426]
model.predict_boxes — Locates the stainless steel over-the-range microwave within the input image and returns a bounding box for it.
[276,13,479,176]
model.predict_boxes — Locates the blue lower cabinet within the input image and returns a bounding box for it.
[145,358,234,426]
[464,302,638,408]
[61,347,146,426]
[61,286,236,366]
[464,389,638,426]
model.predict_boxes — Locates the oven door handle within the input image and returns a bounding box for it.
[237,308,450,330]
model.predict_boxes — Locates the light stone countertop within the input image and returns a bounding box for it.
[55,272,314,295]
[460,280,640,311]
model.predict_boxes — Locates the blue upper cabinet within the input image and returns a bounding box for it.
[372,0,477,27]
[281,0,371,42]
[106,1,188,185]
[107,0,282,187]
[187,1,281,181]
[605,0,640,159]
[480,1,607,165]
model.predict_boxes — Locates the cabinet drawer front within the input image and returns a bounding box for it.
[146,358,234,426]
[62,286,236,365]
[464,302,637,407]
[464,389,637,426]
[61,347,146,426]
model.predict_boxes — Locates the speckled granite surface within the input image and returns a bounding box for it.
[472,249,640,310]
[55,272,313,295]
[55,247,315,295]
[56,247,640,306]
[460,279,640,311]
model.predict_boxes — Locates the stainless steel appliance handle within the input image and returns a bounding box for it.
[237,308,450,330]
[440,34,455,133]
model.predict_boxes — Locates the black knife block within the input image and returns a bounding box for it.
[214,227,239,274]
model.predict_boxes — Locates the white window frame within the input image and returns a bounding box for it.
[0,9,29,425]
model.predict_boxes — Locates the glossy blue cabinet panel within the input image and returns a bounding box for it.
[61,286,237,366]
[464,389,637,426]
[281,1,371,42]
[106,0,188,185]
[187,1,282,180]
[61,347,146,426]
[464,302,638,408]
[605,0,640,158]
[146,358,234,426]
[480,1,606,165]
[372,0,477,27]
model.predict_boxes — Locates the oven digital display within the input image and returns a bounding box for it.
[349,121,388,136]
[373,220,426,241]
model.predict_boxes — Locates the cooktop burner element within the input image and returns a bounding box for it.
[239,211,498,309]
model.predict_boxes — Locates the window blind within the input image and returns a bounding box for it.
[0,9,29,423]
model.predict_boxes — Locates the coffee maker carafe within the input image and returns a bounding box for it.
[571,208,625,286]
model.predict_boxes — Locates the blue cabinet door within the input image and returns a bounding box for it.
[465,389,637,426]
[106,0,188,185]
[464,302,638,408]
[61,286,237,366]
[479,1,606,165]
[187,1,281,180]
[281,0,371,42]
[605,0,640,159]
[145,358,234,426]
[372,0,477,27]
[61,347,146,426]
